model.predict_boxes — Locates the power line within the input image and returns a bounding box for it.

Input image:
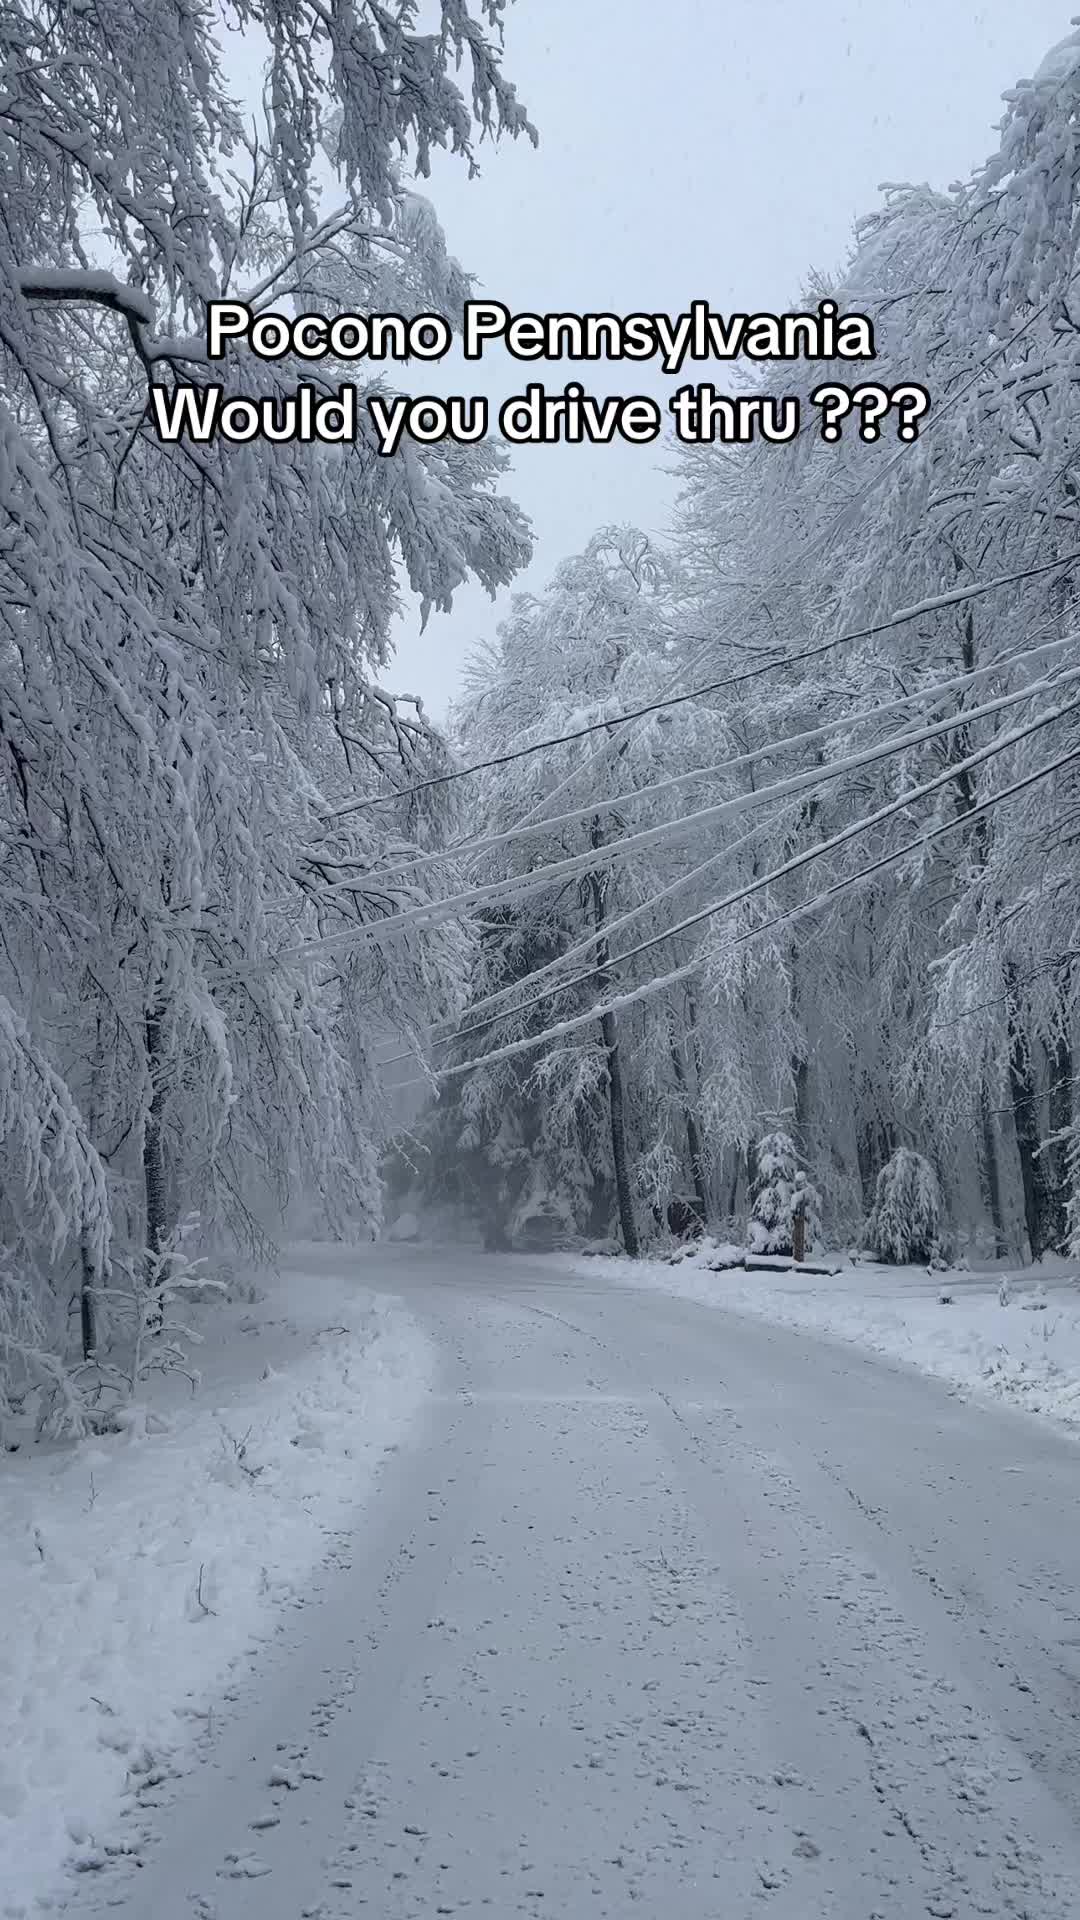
[310,619,1076,895]
[542,271,1073,828]
[428,718,1080,1088]
[324,555,1080,821]
[373,272,1080,1082]
[325,275,1079,827]
[405,283,1080,1050]
[352,276,1079,1032]
[416,687,1080,1074]
[325,273,1080,1105]
[377,825,766,1072]
[404,274,1080,924]
[375,636,1077,1066]
[277,658,1080,968]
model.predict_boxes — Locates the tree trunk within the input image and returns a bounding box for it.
[978,1084,1008,1259]
[793,1052,811,1156]
[601,998,639,1256]
[726,1148,742,1223]
[142,1004,172,1327]
[80,1012,102,1361]
[470,1167,512,1252]
[79,1238,98,1361]
[1049,1002,1073,1251]
[668,1010,709,1228]
[683,1105,709,1232]
[856,1111,895,1215]
[1005,964,1053,1261]
[1045,967,1068,1251]
[789,915,814,1161]
[948,593,1011,1259]
[589,820,638,1258]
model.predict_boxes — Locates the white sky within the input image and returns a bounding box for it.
[387,0,1072,718]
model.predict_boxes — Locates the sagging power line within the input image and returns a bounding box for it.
[323,552,1080,818]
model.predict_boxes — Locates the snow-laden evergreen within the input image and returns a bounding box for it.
[747,1132,822,1258]
[864,1149,946,1266]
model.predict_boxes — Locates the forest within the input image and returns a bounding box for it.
[4,0,1080,1432]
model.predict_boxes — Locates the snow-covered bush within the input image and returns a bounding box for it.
[863,1148,945,1265]
[33,1221,224,1438]
[747,1132,823,1256]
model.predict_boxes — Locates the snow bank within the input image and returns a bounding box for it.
[565,1243,1080,1431]
[0,1250,432,1915]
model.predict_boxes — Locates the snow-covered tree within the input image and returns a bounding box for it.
[403,526,728,1253]
[407,22,1080,1269]
[747,1132,822,1257]
[660,24,1080,1260]
[0,0,534,1417]
[393,27,1080,1277]
[864,1149,946,1266]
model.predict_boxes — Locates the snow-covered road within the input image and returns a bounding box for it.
[69,1247,1080,1919]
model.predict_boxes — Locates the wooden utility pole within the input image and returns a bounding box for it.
[792,1197,807,1265]
[589,817,639,1258]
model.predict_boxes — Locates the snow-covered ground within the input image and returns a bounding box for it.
[52,1244,1080,1920]
[563,1241,1080,1429]
[0,1248,433,1917]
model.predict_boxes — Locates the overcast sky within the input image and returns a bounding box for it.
[373,0,1070,718]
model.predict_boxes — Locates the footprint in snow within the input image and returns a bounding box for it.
[219,1850,272,1878]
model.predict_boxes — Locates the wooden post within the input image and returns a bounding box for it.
[792,1199,806,1265]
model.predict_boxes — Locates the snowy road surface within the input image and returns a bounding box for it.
[68,1247,1080,1919]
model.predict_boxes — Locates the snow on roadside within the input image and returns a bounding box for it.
[0,1250,432,1916]
[561,1242,1080,1431]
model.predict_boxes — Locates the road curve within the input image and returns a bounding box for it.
[70,1246,1080,1920]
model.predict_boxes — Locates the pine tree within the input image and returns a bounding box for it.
[747,1132,822,1257]
[864,1149,945,1265]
